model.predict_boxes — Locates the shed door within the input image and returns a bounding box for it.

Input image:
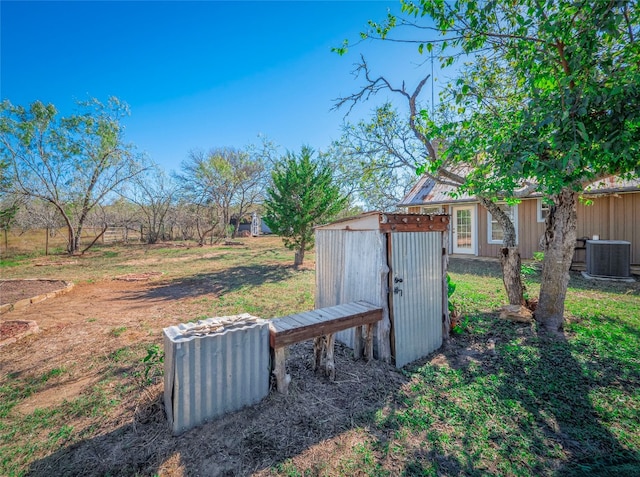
[390,232,443,368]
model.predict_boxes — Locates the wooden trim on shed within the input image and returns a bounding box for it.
[379,213,449,233]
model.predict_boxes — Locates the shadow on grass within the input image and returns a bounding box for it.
[123,264,298,302]
[383,316,640,476]
[450,256,639,296]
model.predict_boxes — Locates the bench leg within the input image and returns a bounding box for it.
[272,347,290,395]
[354,326,364,359]
[313,336,323,371]
[364,323,374,361]
[324,333,336,381]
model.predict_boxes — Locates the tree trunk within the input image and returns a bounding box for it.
[294,246,305,268]
[536,188,578,333]
[479,198,524,305]
[500,247,524,305]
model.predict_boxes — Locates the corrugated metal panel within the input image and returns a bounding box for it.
[315,230,345,310]
[316,230,390,352]
[163,314,270,435]
[338,231,388,351]
[391,232,442,368]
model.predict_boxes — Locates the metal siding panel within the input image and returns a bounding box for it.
[163,316,270,435]
[391,232,442,368]
[337,231,386,348]
[315,230,345,309]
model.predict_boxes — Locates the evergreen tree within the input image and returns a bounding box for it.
[264,147,347,267]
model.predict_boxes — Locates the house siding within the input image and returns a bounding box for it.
[476,199,543,260]
[518,199,546,259]
[406,192,639,264]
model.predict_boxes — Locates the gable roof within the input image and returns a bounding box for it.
[398,175,640,208]
[398,176,469,207]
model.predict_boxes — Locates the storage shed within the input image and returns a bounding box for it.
[315,212,450,368]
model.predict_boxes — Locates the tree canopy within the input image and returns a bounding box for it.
[0,97,146,253]
[264,146,347,267]
[344,0,639,331]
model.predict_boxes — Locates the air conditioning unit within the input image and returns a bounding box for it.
[586,240,631,278]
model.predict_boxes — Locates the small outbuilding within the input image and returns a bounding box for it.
[315,212,450,368]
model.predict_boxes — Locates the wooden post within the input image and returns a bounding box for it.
[353,325,364,359]
[323,334,336,381]
[364,323,374,361]
[272,347,290,394]
[312,336,323,371]
[45,227,49,256]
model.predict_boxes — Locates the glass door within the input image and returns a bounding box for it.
[452,206,476,254]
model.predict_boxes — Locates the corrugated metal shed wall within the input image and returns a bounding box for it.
[390,232,443,368]
[315,230,390,357]
[163,317,270,435]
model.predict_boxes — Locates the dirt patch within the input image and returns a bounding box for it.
[0,279,70,305]
[14,375,102,415]
[0,320,40,347]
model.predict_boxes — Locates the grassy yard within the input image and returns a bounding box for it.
[0,239,639,476]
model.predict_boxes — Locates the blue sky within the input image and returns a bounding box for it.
[1,1,440,172]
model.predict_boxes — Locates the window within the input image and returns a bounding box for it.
[421,206,443,214]
[487,204,518,245]
[537,199,550,222]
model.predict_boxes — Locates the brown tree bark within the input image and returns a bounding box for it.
[536,188,578,333]
[479,198,524,306]
[294,247,305,268]
[500,246,524,305]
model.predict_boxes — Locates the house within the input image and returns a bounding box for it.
[398,176,640,265]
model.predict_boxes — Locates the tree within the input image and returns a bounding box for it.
[335,57,527,307]
[263,146,347,267]
[128,166,176,244]
[0,98,146,253]
[354,0,640,331]
[103,197,141,243]
[329,103,424,211]
[176,147,265,239]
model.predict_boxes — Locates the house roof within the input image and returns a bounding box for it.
[398,176,471,207]
[398,175,640,208]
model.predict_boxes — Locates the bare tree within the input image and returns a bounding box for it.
[335,57,527,306]
[127,166,176,244]
[176,147,266,239]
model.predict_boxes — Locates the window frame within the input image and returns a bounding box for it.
[537,199,550,223]
[487,204,518,245]
[421,206,443,214]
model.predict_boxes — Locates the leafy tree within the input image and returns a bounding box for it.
[355,0,640,331]
[0,98,146,254]
[264,146,347,267]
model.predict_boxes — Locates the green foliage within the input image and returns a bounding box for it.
[263,146,347,266]
[401,0,640,198]
[142,343,164,384]
[0,97,146,253]
[446,273,457,313]
[329,103,423,211]
[109,326,127,338]
[176,147,266,240]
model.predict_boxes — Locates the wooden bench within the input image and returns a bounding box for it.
[269,301,383,394]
